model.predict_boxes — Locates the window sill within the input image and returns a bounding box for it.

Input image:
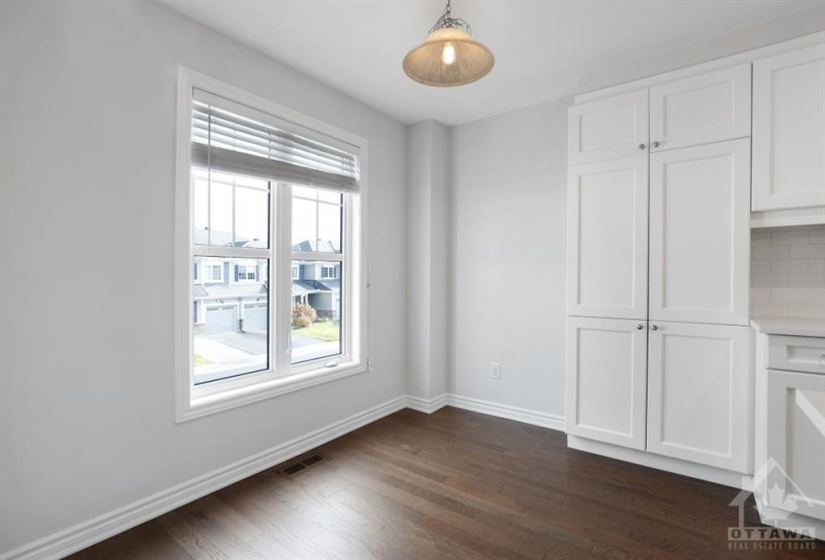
[177,361,367,423]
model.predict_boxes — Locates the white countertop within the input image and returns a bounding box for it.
[751,316,825,338]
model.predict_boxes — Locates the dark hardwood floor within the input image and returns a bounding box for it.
[70,407,824,559]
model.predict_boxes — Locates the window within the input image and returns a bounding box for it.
[236,264,257,281]
[202,262,223,283]
[175,69,367,422]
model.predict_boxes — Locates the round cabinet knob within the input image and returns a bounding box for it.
[650,325,658,331]
[636,324,644,330]
[652,141,660,148]
[638,143,646,150]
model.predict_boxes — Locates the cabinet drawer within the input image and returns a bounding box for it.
[768,335,825,374]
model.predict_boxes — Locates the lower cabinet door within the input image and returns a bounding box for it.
[566,317,648,450]
[766,370,825,522]
[647,322,752,473]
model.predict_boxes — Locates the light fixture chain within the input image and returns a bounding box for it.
[428,0,472,36]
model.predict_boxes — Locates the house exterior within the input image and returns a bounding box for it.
[194,231,340,334]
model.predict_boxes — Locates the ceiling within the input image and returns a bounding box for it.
[159,0,816,126]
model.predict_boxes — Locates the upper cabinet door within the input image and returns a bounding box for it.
[649,64,752,152]
[647,322,752,474]
[569,90,648,165]
[567,156,648,320]
[649,139,750,326]
[752,44,825,212]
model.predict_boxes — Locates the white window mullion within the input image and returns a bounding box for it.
[274,184,293,374]
[290,252,344,263]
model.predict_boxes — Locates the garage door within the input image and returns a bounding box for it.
[205,305,237,334]
[243,302,268,331]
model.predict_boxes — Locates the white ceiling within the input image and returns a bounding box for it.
[159,0,816,126]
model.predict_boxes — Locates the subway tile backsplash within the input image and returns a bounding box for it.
[751,225,825,318]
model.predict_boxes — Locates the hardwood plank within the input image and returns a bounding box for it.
[68,407,825,560]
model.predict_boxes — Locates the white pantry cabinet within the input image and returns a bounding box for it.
[568,90,648,165]
[566,317,648,450]
[650,64,751,152]
[752,43,825,213]
[648,139,751,326]
[566,156,648,320]
[646,322,752,473]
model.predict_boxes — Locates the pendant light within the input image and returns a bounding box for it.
[403,0,494,87]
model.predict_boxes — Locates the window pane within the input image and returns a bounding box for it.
[292,187,342,253]
[292,196,317,251]
[291,260,341,364]
[318,201,342,253]
[235,185,269,248]
[193,168,270,248]
[193,179,208,243]
[210,181,233,245]
[194,257,269,385]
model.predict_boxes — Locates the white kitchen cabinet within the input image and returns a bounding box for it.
[765,370,825,522]
[649,139,751,326]
[566,317,648,450]
[567,156,648,320]
[647,322,752,473]
[568,90,648,165]
[650,64,751,152]
[752,43,825,213]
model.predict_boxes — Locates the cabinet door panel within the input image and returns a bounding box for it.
[566,317,648,450]
[766,370,825,522]
[650,64,751,152]
[569,90,648,165]
[647,322,752,473]
[753,44,825,212]
[649,139,750,325]
[567,157,648,320]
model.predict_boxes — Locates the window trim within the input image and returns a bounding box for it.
[175,68,369,423]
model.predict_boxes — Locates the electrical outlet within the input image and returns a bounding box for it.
[368,357,375,372]
[490,362,501,380]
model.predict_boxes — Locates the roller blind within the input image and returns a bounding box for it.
[191,88,360,192]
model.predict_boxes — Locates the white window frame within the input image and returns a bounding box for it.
[175,68,369,422]
[321,264,338,279]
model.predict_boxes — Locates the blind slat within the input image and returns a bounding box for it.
[192,144,358,192]
[190,94,360,193]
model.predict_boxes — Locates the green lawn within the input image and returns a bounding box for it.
[295,320,340,342]
[194,354,213,366]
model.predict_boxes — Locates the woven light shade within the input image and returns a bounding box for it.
[403,27,494,87]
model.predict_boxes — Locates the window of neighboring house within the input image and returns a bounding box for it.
[236,264,257,281]
[176,69,367,422]
[202,262,223,283]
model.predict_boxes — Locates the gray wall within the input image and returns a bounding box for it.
[407,121,451,401]
[450,97,572,417]
[0,1,407,554]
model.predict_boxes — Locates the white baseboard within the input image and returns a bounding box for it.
[567,434,752,490]
[405,393,449,414]
[3,393,565,560]
[445,394,566,431]
[0,396,408,560]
